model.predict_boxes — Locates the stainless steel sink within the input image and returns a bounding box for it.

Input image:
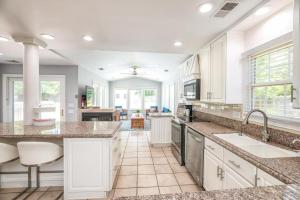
[214,133,298,158]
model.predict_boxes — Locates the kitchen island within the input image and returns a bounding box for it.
[148,113,173,146]
[0,121,123,200]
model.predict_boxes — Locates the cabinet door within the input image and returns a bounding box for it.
[223,164,253,190]
[256,169,284,187]
[203,150,223,191]
[200,48,211,101]
[210,36,226,102]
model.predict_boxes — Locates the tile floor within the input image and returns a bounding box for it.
[112,130,202,198]
[0,130,202,199]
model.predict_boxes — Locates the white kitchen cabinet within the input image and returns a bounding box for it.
[199,31,244,104]
[256,169,284,187]
[149,115,172,145]
[223,164,253,190]
[203,149,223,191]
[199,48,211,102]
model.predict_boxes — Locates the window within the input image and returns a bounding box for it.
[114,89,128,109]
[144,89,157,109]
[129,90,143,110]
[250,43,300,120]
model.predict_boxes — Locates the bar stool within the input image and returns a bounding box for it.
[17,142,63,188]
[0,143,31,197]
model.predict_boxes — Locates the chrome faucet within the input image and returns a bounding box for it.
[242,109,270,142]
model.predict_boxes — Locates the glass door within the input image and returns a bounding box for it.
[4,75,66,122]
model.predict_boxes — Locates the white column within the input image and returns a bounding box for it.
[23,43,39,125]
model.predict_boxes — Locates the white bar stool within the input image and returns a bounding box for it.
[0,143,31,197]
[17,142,63,188]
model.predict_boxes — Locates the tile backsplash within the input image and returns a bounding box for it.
[192,103,300,150]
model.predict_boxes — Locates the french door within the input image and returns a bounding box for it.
[4,75,66,122]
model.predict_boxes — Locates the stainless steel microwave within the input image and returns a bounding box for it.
[184,79,200,100]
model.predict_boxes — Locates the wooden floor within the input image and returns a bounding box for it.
[0,186,63,200]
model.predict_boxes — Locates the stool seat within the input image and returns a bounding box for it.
[0,143,18,164]
[17,142,63,166]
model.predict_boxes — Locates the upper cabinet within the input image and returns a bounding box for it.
[199,32,244,104]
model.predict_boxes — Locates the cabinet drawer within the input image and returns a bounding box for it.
[223,149,256,185]
[205,138,223,160]
[256,169,284,186]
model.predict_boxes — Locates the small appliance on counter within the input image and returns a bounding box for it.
[32,107,56,126]
[171,103,193,165]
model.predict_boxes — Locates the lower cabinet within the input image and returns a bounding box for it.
[203,150,223,191]
[256,169,284,186]
[204,149,252,191]
[223,164,253,190]
[204,137,284,191]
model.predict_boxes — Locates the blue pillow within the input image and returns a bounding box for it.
[162,107,170,113]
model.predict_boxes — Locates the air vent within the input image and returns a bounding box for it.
[213,0,240,18]
[6,59,21,64]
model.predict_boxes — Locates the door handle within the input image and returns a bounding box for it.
[228,160,241,169]
[61,109,64,117]
[217,166,222,178]
[291,85,296,102]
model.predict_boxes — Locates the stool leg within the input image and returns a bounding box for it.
[36,166,40,188]
[28,166,31,188]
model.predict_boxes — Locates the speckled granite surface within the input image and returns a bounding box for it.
[0,121,122,138]
[113,185,299,200]
[186,122,300,184]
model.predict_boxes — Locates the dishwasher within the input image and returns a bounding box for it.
[185,127,204,186]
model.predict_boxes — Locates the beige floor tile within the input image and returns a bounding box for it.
[122,158,137,166]
[138,142,149,147]
[163,147,172,151]
[137,187,159,196]
[138,165,155,175]
[127,143,137,147]
[138,147,150,152]
[170,163,188,173]
[0,187,27,194]
[124,152,137,158]
[180,185,202,193]
[138,157,153,165]
[156,174,178,186]
[119,166,138,175]
[36,191,63,200]
[163,150,173,157]
[154,164,173,174]
[175,173,196,185]
[0,193,20,200]
[138,175,158,187]
[153,157,168,165]
[159,186,181,194]
[150,147,163,153]
[126,147,138,152]
[114,188,136,198]
[116,175,137,188]
[167,156,179,164]
[138,151,151,158]
[151,151,165,157]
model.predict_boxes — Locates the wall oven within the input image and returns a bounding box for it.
[184,79,200,100]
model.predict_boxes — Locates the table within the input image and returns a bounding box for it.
[131,113,145,129]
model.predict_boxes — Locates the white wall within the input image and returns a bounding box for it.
[78,67,109,108]
[109,77,162,109]
[161,81,175,113]
[245,4,293,51]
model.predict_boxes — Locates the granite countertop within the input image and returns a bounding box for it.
[148,113,174,117]
[0,121,122,138]
[114,184,300,200]
[186,122,300,184]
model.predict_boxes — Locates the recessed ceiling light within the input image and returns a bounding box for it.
[174,41,183,47]
[255,7,270,16]
[0,36,9,42]
[98,67,104,70]
[83,35,93,41]
[199,3,213,13]
[40,34,55,40]
[164,69,169,72]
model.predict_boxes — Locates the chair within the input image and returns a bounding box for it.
[115,106,128,120]
[146,106,158,119]
[17,142,63,189]
[0,143,30,197]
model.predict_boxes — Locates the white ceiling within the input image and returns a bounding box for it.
[0,0,269,81]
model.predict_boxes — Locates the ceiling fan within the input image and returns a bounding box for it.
[120,66,149,76]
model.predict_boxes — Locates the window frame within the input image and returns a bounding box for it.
[248,42,300,122]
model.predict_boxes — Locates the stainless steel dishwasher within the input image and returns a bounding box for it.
[185,127,204,186]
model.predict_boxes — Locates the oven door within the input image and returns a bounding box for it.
[171,121,182,153]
